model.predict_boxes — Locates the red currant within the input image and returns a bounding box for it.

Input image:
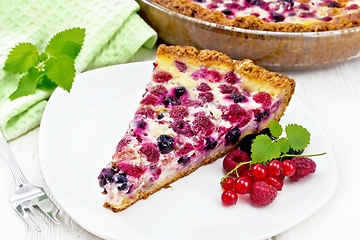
[265,176,284,191]
[250,164,268,181]
[282,160,296,177]
[221,177,235,191]
[240,169,253,180]
[277,174,285,180]
[266,160,282,177]
[221,189,238,205]
[233,176,252,195]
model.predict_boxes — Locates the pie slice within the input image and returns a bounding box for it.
[98,44,296,212]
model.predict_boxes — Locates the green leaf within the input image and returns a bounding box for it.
[45,27,85,58]
[4,43,39,74]
[58,41,82,59]
[277,137,290,154]
[36,73,57,91]
[251,134,281,163]
[9,67,39,99]
[285,124,311,151]
[269,121,282,138]
[44,55,75,92]
[39,52,48,62]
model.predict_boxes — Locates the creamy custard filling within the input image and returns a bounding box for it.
[189,0,360,23]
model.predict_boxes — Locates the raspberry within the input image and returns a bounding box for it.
[197,82,211,92]
[117,163,145,179]
[198,92,214,103]
[174,60,187,73]
[150,85,168,97]
[223,150,250,176]
[183,98,202,107]
[176,143,194,156]
[115,137,131,152]
[250,182,277,206]
[191,68,208,80]
[222,104,251,126]
[140,144,160,163]
[253,92,272,108]
[170,119,192,135]
[224,71,239,84]
[141,94,159,106]
[206,69,221,83]
[192,112,215,136]
[135,107,155,119]
[290,157,317,182]
[169,106,189,119]
[219,84,238,94]
[154,71,173,83]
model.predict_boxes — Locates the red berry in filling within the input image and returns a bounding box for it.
[219,84,238,94]
[206,69,221,83]
[169,106,189,119]
[174,59,187,73]
[135,107,155,119]
[115,137,131,152]
[176,143,194,156]
[221,177,235,191]
[154,71,173,83]
[290,157,316,182]
[222,104,251,127]
[197,82,211,92]
[266,160,282,177]
[281,160,296,177]
[250,164,268,181]
[191,68,208,80]
[170,119,192,135]
[192,112,215,136]
[265,176,283,191]
[250,181,277,206]
[117,163,145,179]
[224,71,239,84]
[233,176,252,195]
[150,84,168,97]
[198,92,214,103]
[221,189,238,205]
[253,92,272,108]
[141,93,160,106]
[140,144,160,163]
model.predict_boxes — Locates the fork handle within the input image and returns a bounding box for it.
[0,129,29,187]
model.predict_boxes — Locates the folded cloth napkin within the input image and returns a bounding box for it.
[0,0,157,140]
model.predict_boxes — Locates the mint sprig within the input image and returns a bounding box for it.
[3,27,86,100]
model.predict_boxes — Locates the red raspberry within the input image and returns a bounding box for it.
[150,84,168,97]
[192,112,214,136]
[176,143,194,156]
[154,71,173,83]
[197,82,211,92]
[135,107,155,119]
[140,94,160,106]
[206,70,221,83]
[191,68,208,80]
[140,143,160,163]
[117,163,145,179]
[115,137,131,152]
[250,181,277,206]
[224,71,239,84]
[169,106,189,119]
[222,104,251,127]
[253,92,272,108]
[290,157,317,182]
[198,92,214,103]
[223,150,250,176]
[170,119,192,135]
[174,60,187,73]
[219,84,238,94]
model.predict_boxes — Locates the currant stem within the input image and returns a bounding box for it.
[221,160,251,190]
[279,152,327,160]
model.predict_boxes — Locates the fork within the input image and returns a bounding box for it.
[0,129,60,232]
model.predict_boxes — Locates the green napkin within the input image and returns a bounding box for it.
[0,0,157,140]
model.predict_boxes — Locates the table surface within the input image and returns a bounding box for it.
[1,45,360,240]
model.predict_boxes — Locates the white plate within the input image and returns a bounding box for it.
[39,61,337,240]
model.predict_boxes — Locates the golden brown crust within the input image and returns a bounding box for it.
[151,0,360,32]
[104,45,295,212]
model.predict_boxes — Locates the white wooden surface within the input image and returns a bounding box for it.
[1,45,360,240]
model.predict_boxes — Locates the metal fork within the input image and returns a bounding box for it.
[0,129,60,232]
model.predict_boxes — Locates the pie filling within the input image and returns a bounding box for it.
[98,54,284,207]
[190,0,360,24]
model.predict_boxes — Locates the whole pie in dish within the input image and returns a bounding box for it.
[98,44,296,212]
[151,0,360,31]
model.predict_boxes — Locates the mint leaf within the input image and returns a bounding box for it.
[4,43,39,74]
[285,124,310,151]
[44,55,75,92]
[58,41,82,59]
[251,134,281,163]
[269,121,282,138]
[39,52,48,62]
[9,67,39,99]
[277,137,290,154]
[45,27,85,58]
[36,74,57,91]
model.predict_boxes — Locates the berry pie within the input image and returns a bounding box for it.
[151,0,360,31]
[98,44,295,212]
